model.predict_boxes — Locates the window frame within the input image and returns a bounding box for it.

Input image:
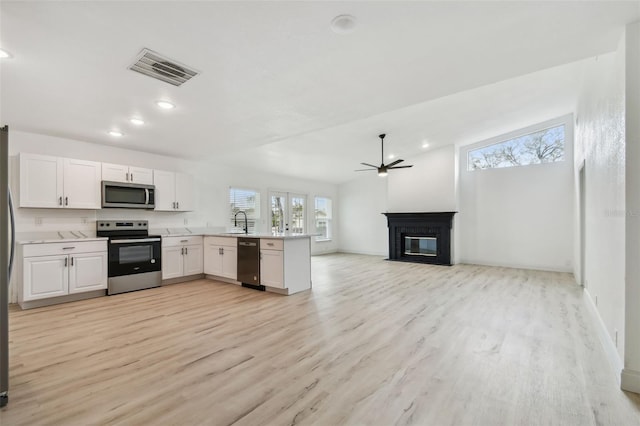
[228,186,261,233]
[464,115,573,172]
[314,196,333,242]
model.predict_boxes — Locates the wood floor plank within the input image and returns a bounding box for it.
[1,253,639,425]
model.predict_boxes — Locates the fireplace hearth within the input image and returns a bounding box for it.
[383,212,456,265]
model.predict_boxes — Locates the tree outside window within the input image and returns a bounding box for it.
[468,125,565,171]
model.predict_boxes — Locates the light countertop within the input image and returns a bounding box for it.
[153,228,317,240]
[17,229,317,244]
[17,231,107,244]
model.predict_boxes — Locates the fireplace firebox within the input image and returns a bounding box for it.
[383,212,456,265]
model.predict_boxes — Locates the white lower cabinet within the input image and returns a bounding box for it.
[68,252,109,294]
[259,238,311,294]
[260,249,284,288]
[162,236,203,280]
[204,237,237,280]
[23,255,69,300]
[184,244,204,276]
[19,240,108,307]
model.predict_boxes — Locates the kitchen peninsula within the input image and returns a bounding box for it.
[159,230,314,295]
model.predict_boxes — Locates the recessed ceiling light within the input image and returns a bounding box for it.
[108,130,124,137]
[422,141,430,148]
[388,154,395,159]
[330,14,357,34]
[129,117,145,125]
[0,48,12,59]
[155,100,175,109]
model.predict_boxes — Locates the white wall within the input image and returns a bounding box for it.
[387,145,457,212]
[574,41,626,369]
[458,115,574,272]
[338,174,388,256]
[623,21,640,393]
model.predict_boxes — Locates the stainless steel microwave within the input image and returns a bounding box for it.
[102,181,155,209]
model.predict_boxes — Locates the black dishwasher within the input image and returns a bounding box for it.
[237,238,263,290]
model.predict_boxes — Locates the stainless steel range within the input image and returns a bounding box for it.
[97,220,162,295]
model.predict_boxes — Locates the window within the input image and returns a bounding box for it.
[229,187,260,233]
[315,197,332,241]
[468,124,565,171]
[269,191,306,234]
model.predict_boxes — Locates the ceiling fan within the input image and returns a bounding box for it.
[355,133,413,176]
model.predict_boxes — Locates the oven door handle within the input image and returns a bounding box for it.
[110,238,161,244]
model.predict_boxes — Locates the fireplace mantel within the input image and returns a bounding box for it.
[383,212,456,265]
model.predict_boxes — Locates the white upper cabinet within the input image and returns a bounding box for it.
[153,170,194,212]
[153,170,176,211]
[19,154,100,209]
[175,172,195,212]
[129,166,154,185]
[102,163,153,185]
[63,158,102,209]
[19,154,63,208]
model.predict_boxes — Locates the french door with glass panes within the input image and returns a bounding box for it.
[269,191,307,234]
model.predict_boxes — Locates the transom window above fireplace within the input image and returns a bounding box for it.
[404,236,437,257]
[467,123,565,171]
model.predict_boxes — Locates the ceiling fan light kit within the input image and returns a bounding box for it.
[355,133,414,177]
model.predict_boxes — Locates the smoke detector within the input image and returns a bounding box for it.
[129,48,200,87]
[331,15,357,34]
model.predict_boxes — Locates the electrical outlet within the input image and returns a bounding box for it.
[35,217,42,226]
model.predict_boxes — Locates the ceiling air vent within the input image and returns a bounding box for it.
[129,48,199,87]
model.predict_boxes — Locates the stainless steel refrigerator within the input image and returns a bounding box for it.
[1,125,15,408]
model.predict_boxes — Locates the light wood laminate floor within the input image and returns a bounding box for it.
[1,253,639,425]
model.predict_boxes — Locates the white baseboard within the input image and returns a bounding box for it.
[622,369,640,393]
[458,258,573,273]
[337,249,387,257]
[583,288,623,382]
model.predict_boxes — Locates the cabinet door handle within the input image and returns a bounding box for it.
[176,202,180,209]
[185,247,188,255]
[65,196,68,206]
[59,196,63,206]
[181,247,184,255]
[130,173,133,181]
[172,202,176,209]
[126,172,129,181]
[64,257,68,267]
[62,246,76,250]
[71,257,74,266]
[180,239,188,243]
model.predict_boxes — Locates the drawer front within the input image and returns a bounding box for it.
[205,236,237,247]
[260,239,283,251]
[163,236,203,247]
[23,240,107,258]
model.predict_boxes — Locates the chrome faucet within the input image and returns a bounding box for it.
[234,211,248,234]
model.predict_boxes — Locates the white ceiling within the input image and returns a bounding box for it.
[1,1,638,184]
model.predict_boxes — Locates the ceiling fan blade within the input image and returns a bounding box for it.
[360,162,378,168]
[388,165,413,169]
[386,159,404,168]
[354,169,378,172]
